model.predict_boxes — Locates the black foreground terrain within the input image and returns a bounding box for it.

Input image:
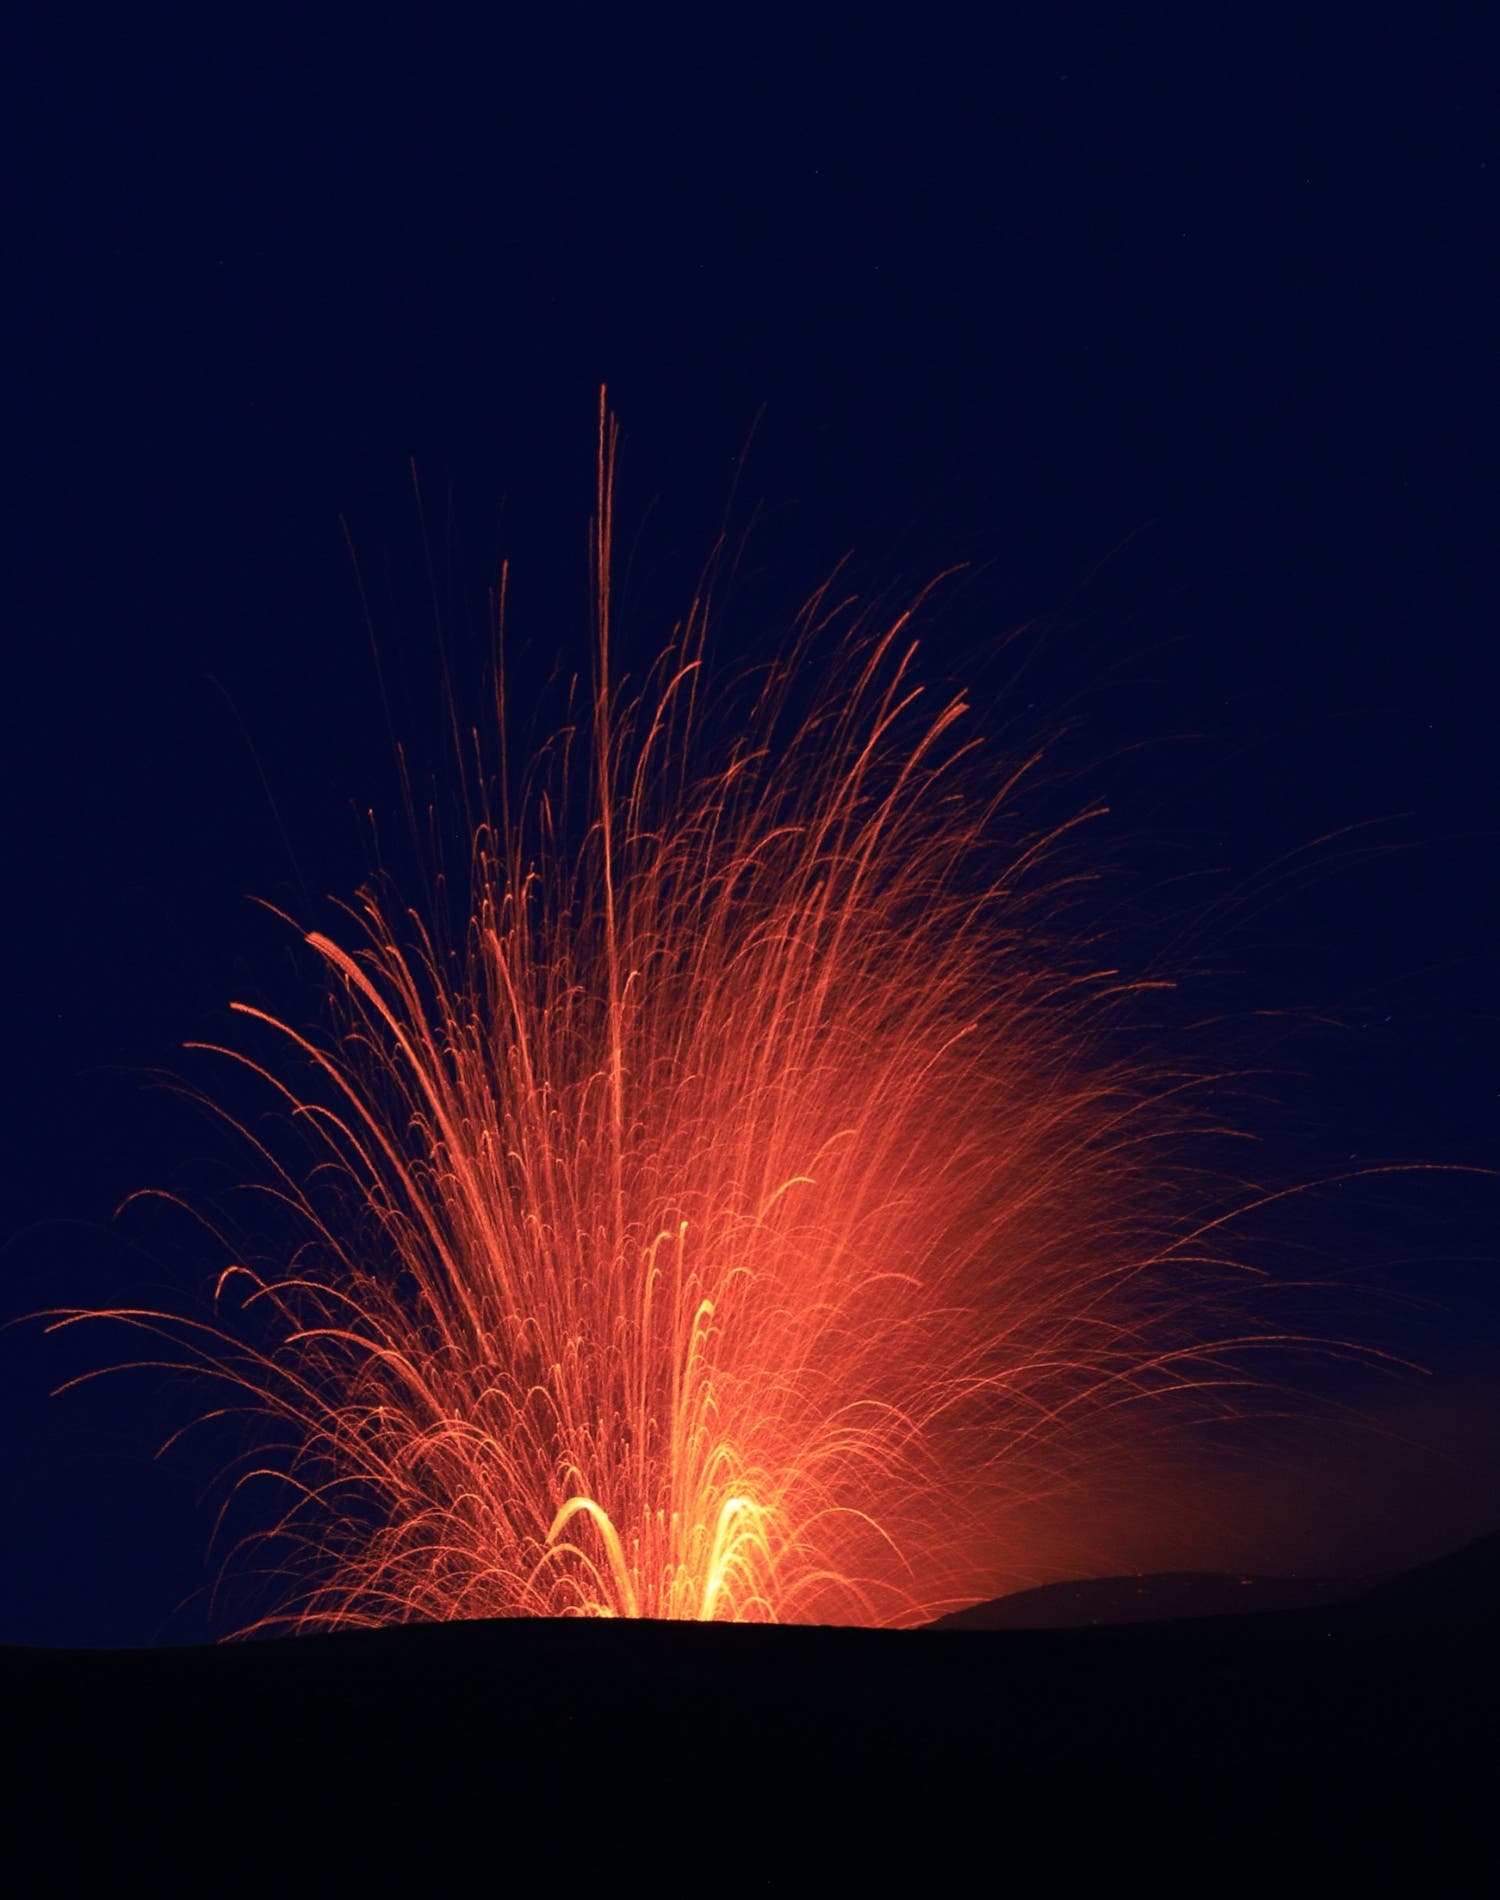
[6,1534,1493,1886]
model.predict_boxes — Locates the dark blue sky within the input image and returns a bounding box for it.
[3,9,1495,1644]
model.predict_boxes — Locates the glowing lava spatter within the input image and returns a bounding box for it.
[52,400,1359,1630]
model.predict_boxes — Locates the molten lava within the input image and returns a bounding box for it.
[53,399,1346,1630]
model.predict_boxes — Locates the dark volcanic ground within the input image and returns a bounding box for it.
[6,1535,1494,1883]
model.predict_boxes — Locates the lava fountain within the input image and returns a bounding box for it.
[51,399,1361,1630]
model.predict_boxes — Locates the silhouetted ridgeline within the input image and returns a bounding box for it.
[926,1568,1380,1630]
[5,1535,1493,1884]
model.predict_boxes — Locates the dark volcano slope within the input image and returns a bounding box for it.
[927,1567,1383,1630]
[5,1536,1493,1883]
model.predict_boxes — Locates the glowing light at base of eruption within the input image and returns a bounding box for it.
[50,399,1394,1630]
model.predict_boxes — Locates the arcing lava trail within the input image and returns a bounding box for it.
[54,402,1355,1630]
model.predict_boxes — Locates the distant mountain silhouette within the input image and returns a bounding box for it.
[926,1567,1380,1630]
[927,1531,1500,1631]
[1343,1529,1500,1624]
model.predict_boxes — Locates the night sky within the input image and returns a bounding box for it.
[4,10,1495,1646]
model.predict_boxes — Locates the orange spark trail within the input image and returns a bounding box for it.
[48,408,1389,1631]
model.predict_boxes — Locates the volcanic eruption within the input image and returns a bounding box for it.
[50,398,1375,1631]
